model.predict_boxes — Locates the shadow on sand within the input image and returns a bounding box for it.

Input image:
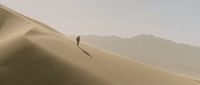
[78,46,93,58]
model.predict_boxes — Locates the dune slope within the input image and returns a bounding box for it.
[80,35,200,79]
[0,5,199,85]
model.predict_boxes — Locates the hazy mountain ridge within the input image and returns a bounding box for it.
[81,34,200,79]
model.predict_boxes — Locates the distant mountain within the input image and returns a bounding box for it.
[80,34,200,79]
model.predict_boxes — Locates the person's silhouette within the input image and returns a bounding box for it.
[76,35,80,46]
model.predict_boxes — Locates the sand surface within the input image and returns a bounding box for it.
[0,5,199,85]
[80,35,200,79]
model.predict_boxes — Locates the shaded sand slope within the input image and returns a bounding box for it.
[0,5,199,85]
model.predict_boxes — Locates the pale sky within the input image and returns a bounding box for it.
[1,0,200,46]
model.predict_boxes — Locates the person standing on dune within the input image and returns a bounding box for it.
[76,35,80,46]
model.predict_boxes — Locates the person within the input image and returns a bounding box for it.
[76,35,80,46]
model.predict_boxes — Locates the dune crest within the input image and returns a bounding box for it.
[0,5,199,85]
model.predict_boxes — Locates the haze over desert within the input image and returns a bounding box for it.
[0,0,200,85]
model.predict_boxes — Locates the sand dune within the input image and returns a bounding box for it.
[80,35,200,79]
[0,5,200,85]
